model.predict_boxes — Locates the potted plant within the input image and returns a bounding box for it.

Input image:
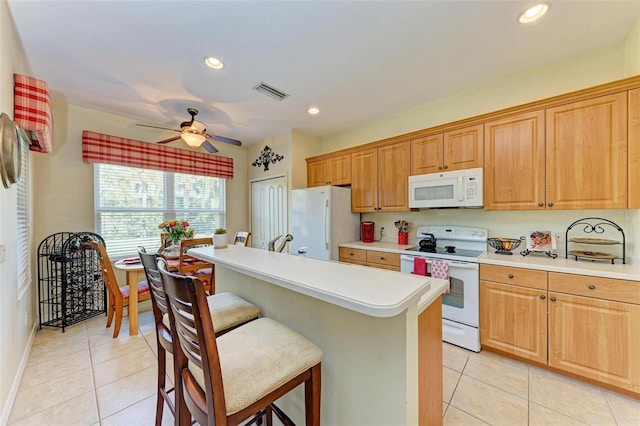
[213,228,228,248]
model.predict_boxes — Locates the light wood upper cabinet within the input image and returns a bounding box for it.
[351,148,378,212]
[549,292,640,393]
[411,125,483,175]
[484,111,546,210]
[351,142,411,212]
[307,154,352,188]
[411,134,442,175]
[630,88,640,208]
[545,93,627,209]
[443,124,484,171]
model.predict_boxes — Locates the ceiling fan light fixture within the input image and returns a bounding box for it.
[204,56,224,70]
[308,107,320,115]
[181,133,206,147]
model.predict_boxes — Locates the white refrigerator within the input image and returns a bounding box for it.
[290,186,360,260]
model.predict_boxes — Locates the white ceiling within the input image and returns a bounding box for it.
[6,1,640,148]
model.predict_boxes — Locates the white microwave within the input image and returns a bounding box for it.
[408,167,483,208]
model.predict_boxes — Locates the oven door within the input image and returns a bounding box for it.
[400,255,479,326]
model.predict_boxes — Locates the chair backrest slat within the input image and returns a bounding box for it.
[91,241,122,304]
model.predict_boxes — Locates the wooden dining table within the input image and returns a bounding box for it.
[113,256,179,335]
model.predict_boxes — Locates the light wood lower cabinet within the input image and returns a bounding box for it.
[480,264,640,395]
[339,247,400,272]
[548,292,640,393]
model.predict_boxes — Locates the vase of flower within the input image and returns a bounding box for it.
[213,228,228,248]
[159,219,195,253]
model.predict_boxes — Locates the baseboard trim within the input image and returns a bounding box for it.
[0,322,38,426]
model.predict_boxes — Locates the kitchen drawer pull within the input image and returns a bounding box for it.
[550,296,557,302]
[588,285,596,290]
[540,295,546,299]
[508,274,514,279]
[349,252,354,256]
[380,257,385,260]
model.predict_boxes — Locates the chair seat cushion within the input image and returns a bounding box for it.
[119,280,150,300]
[190,317,323,415]
[162,292,260,333]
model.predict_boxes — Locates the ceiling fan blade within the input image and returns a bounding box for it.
[137,123,180,132]
[156,135,182,144]
[202,141,219,154]
[207,134,242,146]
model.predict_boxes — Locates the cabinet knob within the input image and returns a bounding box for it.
[540,295,546,299]
[438,166,443,170]
[538,203,544,207]
[550,297,557,302]
[380,257,385,260]
[443,165,449,170]
[508,274,514,279]
[588,285,596,290]
[547,202,554,207]
[349,253,354,256]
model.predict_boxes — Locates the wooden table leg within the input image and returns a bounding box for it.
[127,271,139,335]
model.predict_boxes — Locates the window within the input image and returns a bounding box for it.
[94,163,225,258]
[17,139,30,295]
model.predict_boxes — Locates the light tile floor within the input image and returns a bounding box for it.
[8,306,640,425]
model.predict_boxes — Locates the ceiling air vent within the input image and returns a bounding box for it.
[253,82,289,101]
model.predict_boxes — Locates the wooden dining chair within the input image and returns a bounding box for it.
[91,241,151,338]
[140,249,261,426]
[233,231,251,247]
[158,262,322,426]
[179,237,215,293]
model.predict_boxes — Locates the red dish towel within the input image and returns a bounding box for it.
[413,257,427,276]
[431,260,451,294]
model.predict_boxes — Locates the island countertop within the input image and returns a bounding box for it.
[188,245,447,318]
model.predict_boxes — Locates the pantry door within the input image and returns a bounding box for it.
[250,175,288,250]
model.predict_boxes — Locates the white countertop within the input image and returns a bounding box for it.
[339,240,640,281]
[480,252,640,281]
[188,245,448,317]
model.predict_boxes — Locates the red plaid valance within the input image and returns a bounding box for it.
[82,131,234,179]
[14,74,53,153]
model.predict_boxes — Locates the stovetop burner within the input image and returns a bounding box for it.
[445,246,456,253]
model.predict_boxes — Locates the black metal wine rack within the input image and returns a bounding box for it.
[37,232,107,331]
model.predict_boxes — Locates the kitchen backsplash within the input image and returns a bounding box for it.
[361,209,639,265]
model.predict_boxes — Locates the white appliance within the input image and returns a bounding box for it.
[400,225,487,352]
[290,186,360,261]
[408,167,483,209]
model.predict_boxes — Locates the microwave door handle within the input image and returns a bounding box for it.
[458,176,464,201]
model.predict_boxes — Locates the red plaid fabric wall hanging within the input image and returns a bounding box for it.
[14,74,53,153]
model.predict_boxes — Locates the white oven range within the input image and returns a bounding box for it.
[400,225,487,352]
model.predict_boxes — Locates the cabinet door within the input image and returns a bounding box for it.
[351,149,378,212]
[411,134,443,175]
[307,159,328,188]
[480,281,547,364]
[378,142,411,212]
[443,124,484,171]
[484,111,546,210]
[549,292,640,393]
[328,154,352,186]
[546,93,627,209]
[630,88,640,209]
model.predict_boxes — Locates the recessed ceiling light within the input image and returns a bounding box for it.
[518,2,550,24]
[204,56,224,70]
[308,107,320,115]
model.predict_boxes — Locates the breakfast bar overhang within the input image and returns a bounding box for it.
[188,245,447,425]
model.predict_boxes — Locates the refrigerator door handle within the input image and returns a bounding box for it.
[324,198,329,250]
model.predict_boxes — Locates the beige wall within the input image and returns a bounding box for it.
[313,36,640,263]
[0,1,35,422]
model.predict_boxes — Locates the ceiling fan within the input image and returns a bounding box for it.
[137,108,242,154]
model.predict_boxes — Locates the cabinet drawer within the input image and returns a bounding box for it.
[339,257,367,267]
[480,264,547,290]
[339,247,367,262]
[549,272,640,305]
[366,251,400,268]
[368,263,400,272]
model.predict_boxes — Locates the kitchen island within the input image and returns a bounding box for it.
[188,245,448,425]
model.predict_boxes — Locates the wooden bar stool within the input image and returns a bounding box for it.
[158,263,322,426]
[139,249,260,426]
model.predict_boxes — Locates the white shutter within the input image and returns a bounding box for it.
[17,139,30,292]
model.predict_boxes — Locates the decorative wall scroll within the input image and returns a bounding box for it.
[252,145,284,171]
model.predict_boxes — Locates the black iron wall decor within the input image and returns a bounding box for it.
[252,145,284,171]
